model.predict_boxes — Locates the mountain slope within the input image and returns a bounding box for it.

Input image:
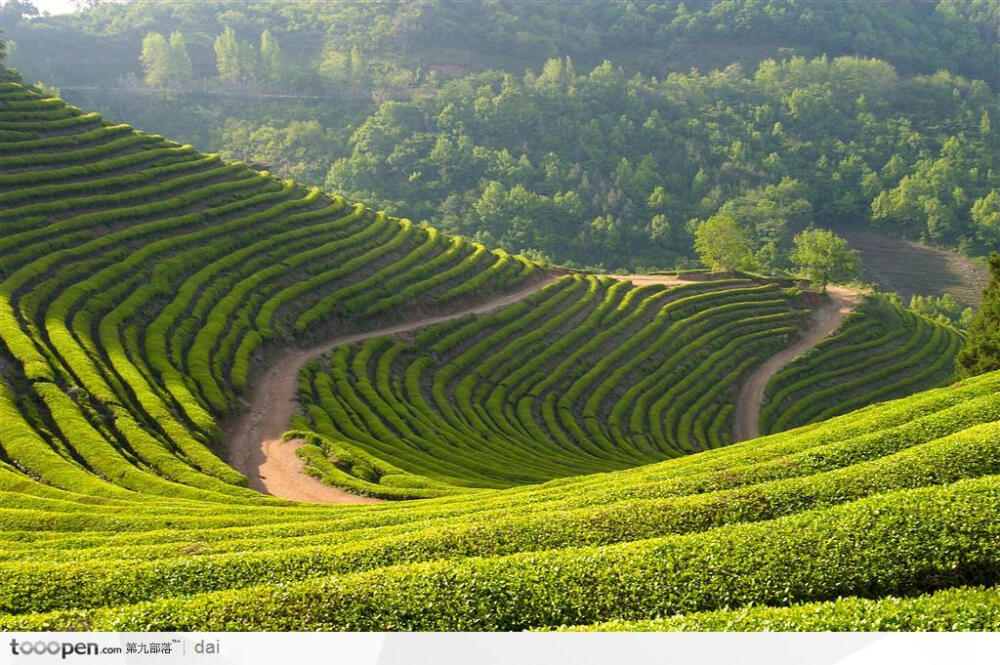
[0,82,996,631]
[761,294,964,434]
[1,370,998,628]
[0,81,540,503]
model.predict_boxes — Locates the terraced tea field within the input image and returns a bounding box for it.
[762,295,965,435]
[1,81,997,631]
[293,274,810,497]
[2,371,998,630]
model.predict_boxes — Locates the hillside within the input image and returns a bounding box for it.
[7,1,997,89]
[761,295,965,434]
[1,78,954,505]
[292,274,810,496]
[0,81,541,500]
[2,371,998,629]
[843,229,990,307]
[1,81,996,631]
[4,1,997,276]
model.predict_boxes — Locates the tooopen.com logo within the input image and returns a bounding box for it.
[9,639,122,659]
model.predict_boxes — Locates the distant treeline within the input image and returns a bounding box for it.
[4,0,997,269]
[6,0,998,86]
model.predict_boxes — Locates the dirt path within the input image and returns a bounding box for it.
[600,273,696,288]
[224,277,559,504]
[732,286,861,442]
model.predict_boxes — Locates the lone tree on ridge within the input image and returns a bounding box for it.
[790,228,860,292]
[694,215,753,273]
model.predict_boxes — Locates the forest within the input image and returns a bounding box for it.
[4,0,998,270]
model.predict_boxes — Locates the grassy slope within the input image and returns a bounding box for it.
[0,370,997,629]
[293,274,810,496]
[761,295,963,435]
[0,82,997,630]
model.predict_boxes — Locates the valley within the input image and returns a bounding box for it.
[0,0,998,637]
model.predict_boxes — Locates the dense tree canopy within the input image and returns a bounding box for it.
[958,253,1000,377]
[139,31,170,87]
[319,57,996,268]
[908,293,975,330]
[5,0,998,85]
[4,0,996,270]
[695,216,752,273]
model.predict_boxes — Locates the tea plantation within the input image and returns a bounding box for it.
[761,295,964,435]
[0,82,995,631]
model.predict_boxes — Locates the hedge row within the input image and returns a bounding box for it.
[762,297,962,433]
[565,587,1000,632]
[295,278,810,493]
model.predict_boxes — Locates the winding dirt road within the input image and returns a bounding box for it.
[732,286,860,442]
[224,271,856,503]
[223,277,559,504]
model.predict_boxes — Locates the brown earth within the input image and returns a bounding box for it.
[223,277,559,504]
[732,286,861,442]
[840,230,988,308]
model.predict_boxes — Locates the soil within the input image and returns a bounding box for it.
[223,276,560,504]
[224,271,856,502]
[731,286,861,442]
[840,230,987,307]
[599,274,698,288]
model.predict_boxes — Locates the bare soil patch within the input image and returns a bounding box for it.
[732,286,861,442]
[223,276,560,503]
[841,230,987,307]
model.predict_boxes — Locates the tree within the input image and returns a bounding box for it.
[694,215,753,272]
[957,252,1000,378]
[259,29,283,83]
[237,37,258,82]
[718,177,812,247]
[167,32,193,84]
[139,32,171,87]
[971,190,1000,248]
[215,26,256,83]
[214,27,240,82]
[790,229,861,291]
[908,293,973,329]
[140,31,191,88]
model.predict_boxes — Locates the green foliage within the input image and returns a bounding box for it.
[567,587,1000,632]
[0,82,537,509]
[214,26,257,84]
[694,215,753,272]
[908,293,974,329]
[790,229,860,290]
[140,31,192,88]
[9,1,1000,86]
[258,29,284,83]
[294,276,813,492]
[762,295,963,434]
[167,32,193,84]
[0,75,998,634]
[5,472,1000,630]
[139,32,171,87]
[5,2,997,271]
[958,253,1000,377]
